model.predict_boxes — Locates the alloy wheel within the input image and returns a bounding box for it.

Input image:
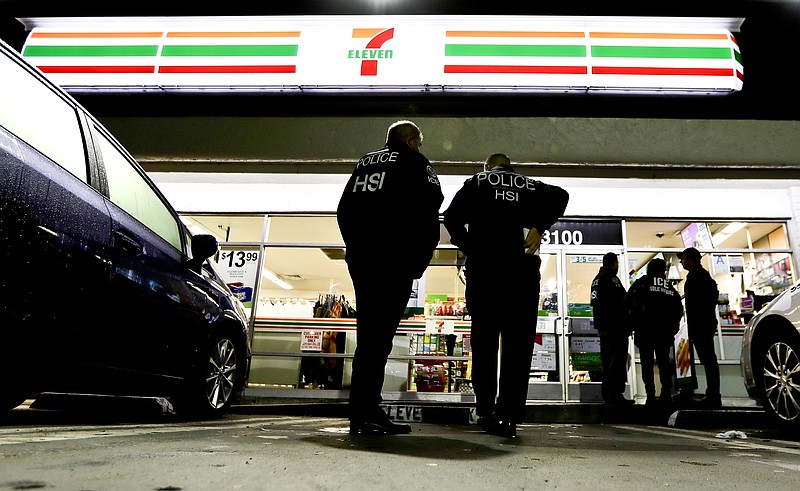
[762,341,800,422]
[205,338,237,409]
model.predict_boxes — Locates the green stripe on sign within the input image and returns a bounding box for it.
[445,44,586,57]
[23,45,159,57]
[734,50,743,65]
[161,45,299,57]
[591,45,731,59]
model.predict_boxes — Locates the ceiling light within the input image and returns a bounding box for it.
[262,267,294,290]
[711,222,745,247]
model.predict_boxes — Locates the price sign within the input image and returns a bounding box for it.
[218,249,259,308]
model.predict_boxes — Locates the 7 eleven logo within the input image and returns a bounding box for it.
[348,28,395,76]
[425,318,455,335]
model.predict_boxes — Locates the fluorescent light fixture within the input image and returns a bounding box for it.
[262,267,294,290]
[712,222,745,247]
[720,222,746,235]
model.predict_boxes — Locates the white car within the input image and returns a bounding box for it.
[741,281,800,431]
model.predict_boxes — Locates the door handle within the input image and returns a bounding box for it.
[113,229,144,256]
[564,316,573,335]
[552,316,562,335]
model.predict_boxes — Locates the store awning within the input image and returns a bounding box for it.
[18,15,744,95]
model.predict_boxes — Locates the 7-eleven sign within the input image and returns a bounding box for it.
[425,319,455,335]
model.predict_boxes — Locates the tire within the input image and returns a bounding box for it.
[755,333,800,431]
[174,332,245,419]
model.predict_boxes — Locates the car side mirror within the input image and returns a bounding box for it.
[188,234,219,271]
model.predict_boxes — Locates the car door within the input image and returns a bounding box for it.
[0,43,114,382]
[87,124,212,384]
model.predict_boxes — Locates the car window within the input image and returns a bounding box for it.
[96,129,182,251]
[0,49,87,182]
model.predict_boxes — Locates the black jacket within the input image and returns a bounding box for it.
[624,274,684,345]
[590,266,628,335]
[337,136,444,279]
[684,265,719,335]
[442,164,569,271]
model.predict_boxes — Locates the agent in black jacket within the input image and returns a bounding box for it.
[679,247,721,408]
[338,120,444,435]
[624,258,684,407]
[590,252,632,406]
[443,153,569,438]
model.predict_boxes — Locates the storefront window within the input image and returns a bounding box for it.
[625,220,794,362]
[181,214,266,242]
[179,213,795,402]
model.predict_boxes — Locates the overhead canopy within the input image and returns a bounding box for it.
[19,15,744,95]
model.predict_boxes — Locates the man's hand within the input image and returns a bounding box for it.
[524,227,541,255]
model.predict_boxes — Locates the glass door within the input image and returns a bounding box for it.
[527,252,564,401]
[563,249,628,403]
[527,248,629,403]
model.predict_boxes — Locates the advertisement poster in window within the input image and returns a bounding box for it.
[674,318,697,390]
[218,249,258,308]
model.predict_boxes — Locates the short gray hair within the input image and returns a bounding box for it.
[387,120,421,143]
[485,153,511,169]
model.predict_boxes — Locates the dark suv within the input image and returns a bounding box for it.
[0,39,250,418]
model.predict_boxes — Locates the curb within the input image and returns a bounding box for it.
[231,397,769,429]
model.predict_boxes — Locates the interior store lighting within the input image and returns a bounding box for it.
[711,222,746,247]
[262,267,294,290]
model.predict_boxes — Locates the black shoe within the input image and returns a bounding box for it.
[605,395,635,406]
[349,411,412,435]
[658,394,673,405]
[698,395,722,409]
[477,415,496,431]
[486,420,517,438]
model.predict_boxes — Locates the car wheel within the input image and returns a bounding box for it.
[174,333,244,419]
[757,335,800,429]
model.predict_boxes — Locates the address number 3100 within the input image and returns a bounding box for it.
[540,229,584,246]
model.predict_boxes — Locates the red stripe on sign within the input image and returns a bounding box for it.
[37,65,155,73]
[737,70,744,81]
[159,65,296,73]
[593,66,734,76]
[445,65,587,74]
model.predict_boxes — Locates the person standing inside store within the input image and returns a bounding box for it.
[590,252,634,406]
[337,120,444,435]
[679,247,722,409]
[624,258,684,408]
[443,153,569,438]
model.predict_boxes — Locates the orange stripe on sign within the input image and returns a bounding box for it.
[37,65,156,73]
[446,31,584,38]
[166,31,301,38]
[352,28,386,38]
[590,32,729,40]
[30,31,163,38]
